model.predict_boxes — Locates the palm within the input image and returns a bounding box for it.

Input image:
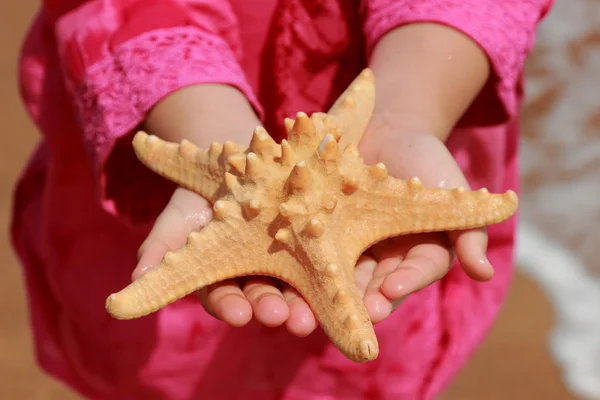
[354,232,453,323]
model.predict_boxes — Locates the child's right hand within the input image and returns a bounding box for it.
[132,84,315,334]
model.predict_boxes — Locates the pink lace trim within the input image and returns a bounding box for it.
[72,26,263,168]
[362,0,549,117]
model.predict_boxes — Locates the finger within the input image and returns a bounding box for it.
[133,188,212,280]
[134,205,186,280]
[354,255,378,297]
[135,234,172,281]
[282,285,318,337]
[448,227,493,281]
[381,239,452,300]
[362,257,400,323]
[364,235,443,322]
[242,277,289,327]
[197,280,252,327]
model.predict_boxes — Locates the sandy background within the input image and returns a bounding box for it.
[0,2,594,399]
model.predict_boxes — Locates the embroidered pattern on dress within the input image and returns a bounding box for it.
[73,26,261,167]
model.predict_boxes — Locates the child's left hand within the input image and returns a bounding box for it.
[227,122,494,337]
[351,124,493,325]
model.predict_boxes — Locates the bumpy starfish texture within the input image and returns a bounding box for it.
[105,69,519,362]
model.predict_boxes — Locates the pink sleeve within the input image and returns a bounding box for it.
[46,0,262,220]
[361,0,554,126]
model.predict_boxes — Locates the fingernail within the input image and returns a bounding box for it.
[477,255,495,279]
[137,264,151,275]
[371,297,387,315]
[477,255,491,268]
[393,283,406,297]
[131,264,152,281]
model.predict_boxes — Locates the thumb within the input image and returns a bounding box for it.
[447,227,493,281]
[132,187,213,281]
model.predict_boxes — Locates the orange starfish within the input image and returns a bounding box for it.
[105,69,518,362]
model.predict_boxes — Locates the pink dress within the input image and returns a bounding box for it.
[12,1,552,399]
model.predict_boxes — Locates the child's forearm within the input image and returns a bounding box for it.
[143,84,262,147]
[368,23,490,142]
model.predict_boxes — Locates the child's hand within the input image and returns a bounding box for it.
[132,84,282,328]
[352,22,495,323]
[137,182,319,332]
[353,125,493,324]
[136,184,309,330]
[132,84,314,332]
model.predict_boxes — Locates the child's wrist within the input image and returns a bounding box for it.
[360,112,447,166]
[367,109,448,144]
[143,83,261,147]
[367,23,490,142]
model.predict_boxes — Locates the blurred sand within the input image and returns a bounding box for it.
[0,3,579,399]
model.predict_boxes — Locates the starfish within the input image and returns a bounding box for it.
[105,69,518,362]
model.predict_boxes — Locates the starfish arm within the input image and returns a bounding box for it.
[282,68,375,148]
[328,68,375,149]
[341,177,519,257]
[105,220,297,319]
[298,260,379,362]
[131,131,229,202]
